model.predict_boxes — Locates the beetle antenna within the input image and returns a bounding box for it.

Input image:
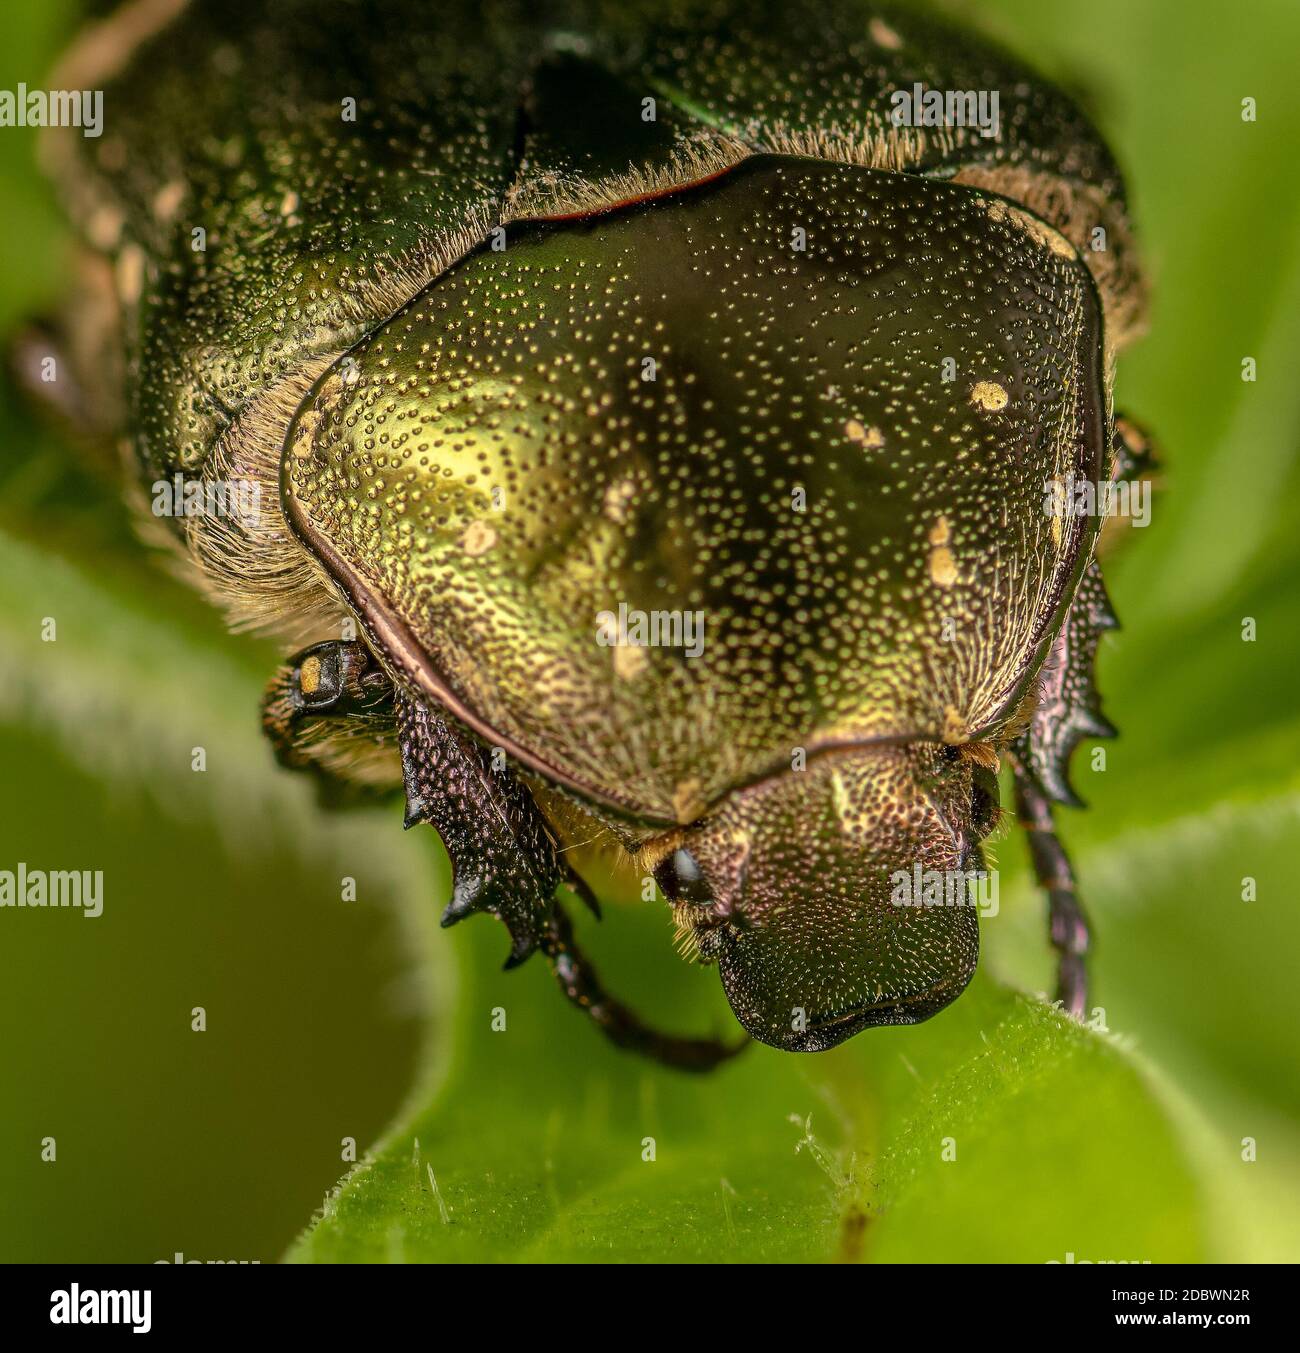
[540,899,748,1072]
[1008,753,1090,1020]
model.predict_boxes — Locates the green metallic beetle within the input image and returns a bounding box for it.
[33,0,1154,1066]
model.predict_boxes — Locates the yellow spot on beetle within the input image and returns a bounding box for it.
[830,769,873,841]
[152,180,185,223]
[942,707,967,744]
[289,422,313,459]
[869,17,904,50]
[929,546,958,588]
[830,768,850,821]
[299,654,322,696]
[87,205,125,250]
[613,644,648,681]
[461,521,497,556]
[844,419,885,449]
[114,244,145,307]
[970,380,1008,413]
[928,518,957,586]
[289,401,323,460]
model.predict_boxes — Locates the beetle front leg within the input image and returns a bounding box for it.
[397,692,745,1071]
[397,692,560,967]
[1009,754,1090,1020]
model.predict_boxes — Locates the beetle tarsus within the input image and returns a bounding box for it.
[1010,754,1091,1020]
[567,870,603,921]
[542,900,747,1073]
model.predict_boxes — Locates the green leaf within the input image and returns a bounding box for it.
[0,515,432,1261]
[290,901,1203,1264]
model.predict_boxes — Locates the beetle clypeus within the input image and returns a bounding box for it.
[34,0,1155,1067]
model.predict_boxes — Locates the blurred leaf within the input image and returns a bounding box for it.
[0,516,430,1261]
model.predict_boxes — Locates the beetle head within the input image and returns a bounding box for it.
[652,742,996,1051]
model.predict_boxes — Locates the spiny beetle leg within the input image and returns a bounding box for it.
[1012,561,1118,808]
[1009,752,1090,1020]
[541,899,747,1073]
[396,692,559,967]
[397,692,742,1069]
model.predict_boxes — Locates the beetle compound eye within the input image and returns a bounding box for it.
[295,647,342,709]
[654,848,713,906]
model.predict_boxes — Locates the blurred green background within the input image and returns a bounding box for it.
[1,0,1297,1263]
